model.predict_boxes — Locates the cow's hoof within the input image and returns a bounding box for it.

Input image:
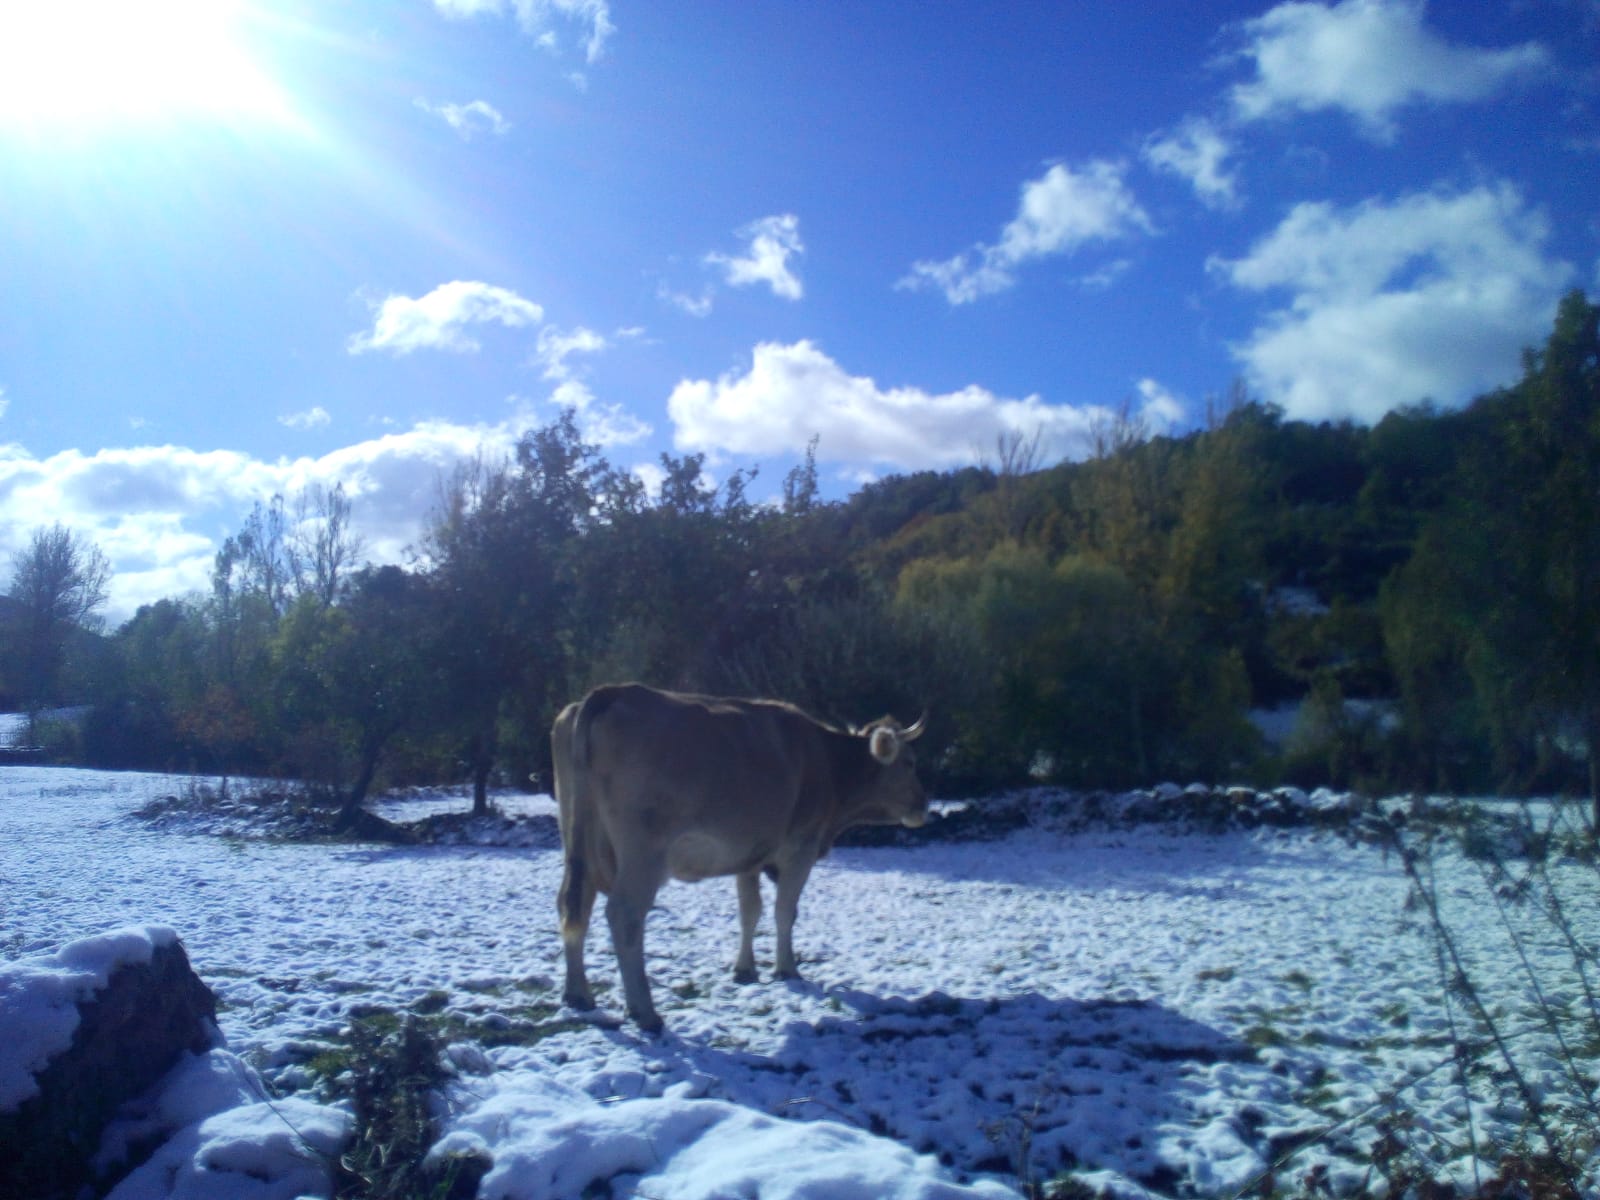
[631,1010,665,1036]
[775,968,803,982]
[732,967,759,985]
[563,991,596,1012]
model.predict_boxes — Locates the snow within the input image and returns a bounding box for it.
[434,1073,1015,1200]
[106,1092,350,1200]
[2,766,1597,1198]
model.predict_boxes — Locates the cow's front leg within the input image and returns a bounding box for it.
[772,858,815,980]
[606,871,664,1033]
[734,870,762,983]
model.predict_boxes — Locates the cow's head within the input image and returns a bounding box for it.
[861,714,928,827]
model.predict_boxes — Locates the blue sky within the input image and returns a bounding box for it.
[1,0,1596,619]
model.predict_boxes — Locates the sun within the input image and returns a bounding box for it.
[0,0,289,132]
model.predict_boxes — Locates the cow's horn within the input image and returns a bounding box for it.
[902,713,927,741]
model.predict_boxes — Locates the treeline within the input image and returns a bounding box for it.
[6,291,1597,814]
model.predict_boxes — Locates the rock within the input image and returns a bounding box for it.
[0,926,221,1200]
[1273,786,1311,810]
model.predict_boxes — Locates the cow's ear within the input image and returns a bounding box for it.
[869,725,900,764]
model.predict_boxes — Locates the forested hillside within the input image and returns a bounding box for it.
[6,292,1597,812]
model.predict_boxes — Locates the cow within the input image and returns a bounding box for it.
[552,682,928,1033]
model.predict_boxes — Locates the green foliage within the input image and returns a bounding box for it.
[1381,291,1600,804]
[327,1009,487,1200]
[899,547,1187,789]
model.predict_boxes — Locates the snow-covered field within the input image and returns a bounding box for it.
[3,767,1597,1198]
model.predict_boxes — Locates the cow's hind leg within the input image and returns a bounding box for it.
[773,859,815,980]
[734,870,762,984]
[558,854,597,1010]
[606,867,665,1034]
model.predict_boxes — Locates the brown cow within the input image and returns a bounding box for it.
[552,682,927,1032]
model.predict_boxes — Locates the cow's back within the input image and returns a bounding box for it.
[575,684,823,876]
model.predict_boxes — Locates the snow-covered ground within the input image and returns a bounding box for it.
[2,767,1596,1198]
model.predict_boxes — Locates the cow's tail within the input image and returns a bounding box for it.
[552,700,589,928]
[556,686,624,929]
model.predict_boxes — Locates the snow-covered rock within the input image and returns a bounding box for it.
[0,926,220,1199]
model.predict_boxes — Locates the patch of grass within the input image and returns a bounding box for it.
[292,992,588,1199]
[1379,999,1410,1028]
[411,990,451,1015]
[332,1014,487,1200]
[1195,965,1236,983]
[1244,1024,1289,1050]
[301,993,583,1093]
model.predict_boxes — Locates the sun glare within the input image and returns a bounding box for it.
[0,0,290,132]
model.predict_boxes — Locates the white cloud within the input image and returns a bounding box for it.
[432,0,615,64]
[1134,379,1186,432]
[1228,0,1547,141]
[900,160,1152,304]
[658,283,714,318]
[348,281,543,355]
[1077,258,1134,292]
[706,214,805,301]
[630,459,667,500]
[0,412,541,622]
[1210,182,1572,422]
[546,379,652,448]
[528,326,650,446]
[535,325,608,381]
[1143,118,1241,210]
[278,406,331,431]
[415,98,510,138]
[668,340,1128,471]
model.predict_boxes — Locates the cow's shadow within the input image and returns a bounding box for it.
[627,983,1267,1194]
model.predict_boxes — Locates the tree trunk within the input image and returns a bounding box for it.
[1589,706,1599,834]
[470,724,497,817]
[336,744,382,832]
[472,757,493,816]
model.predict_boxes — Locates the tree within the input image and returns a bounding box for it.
[977,425,1046,545]
[576,450,766,694]
[1072,397,1173,594]
[1471,292,1600,812]
[216,485,364,616]
[1380,528,1491,793]
[423,412,606,810]
[895,546,1172,788]
[1387,292,1600,812]
[218,496,296,617]
[273,567,439,826]
[4,524,110,707]
[287,482,364,606]
[781,435,821,516]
